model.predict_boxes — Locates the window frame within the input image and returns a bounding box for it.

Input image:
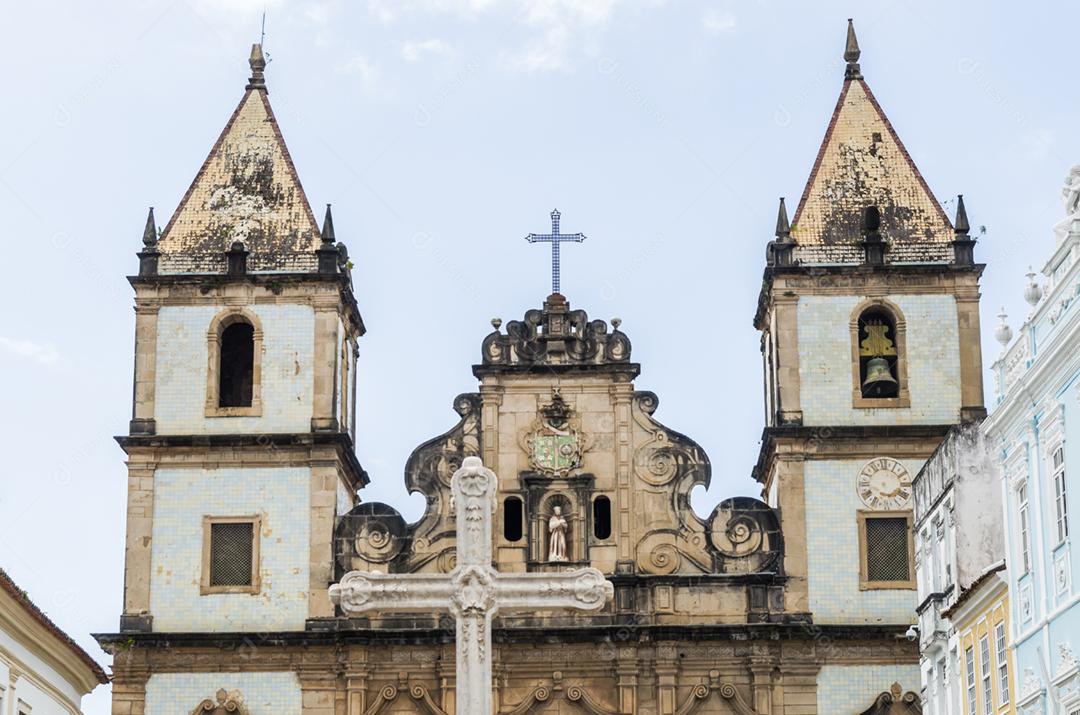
[850,298,910,409]
[201,515,262,595]
[503,496,524,543]
[1017,482,1032,575]
[205,308,263,417]
[980,634,992,712]
[857,510,916,590]
[995,621,1009,705]
[592,495,612,541]
[1052,443,1069,545]
[965,645,977,715]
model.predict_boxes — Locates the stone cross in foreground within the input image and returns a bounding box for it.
[329,456,613,714]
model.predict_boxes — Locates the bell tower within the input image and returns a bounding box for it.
[753,20,985,710]
[116,44,366,644]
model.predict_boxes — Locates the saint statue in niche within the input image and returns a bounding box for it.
[548,506,568,562]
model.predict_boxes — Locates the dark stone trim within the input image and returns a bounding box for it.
[95,622,913,651]
[753,263,986,329]
[119,614,154,633]
[127,272,366,337]
[116,431,369,488]
[128,418,156,436]
[753,424,953,484]
[472,363,641,379]
[914,585,954,616]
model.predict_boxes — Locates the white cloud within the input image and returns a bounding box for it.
[0,337,60,366]
[501,0,622,73]
[368,0,626,73]
[368,0,499,23]
[336,54,380,91]
[401,39,455,63]
[702,8,737,34]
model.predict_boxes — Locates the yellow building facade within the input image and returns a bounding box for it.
[948,566,1015,715]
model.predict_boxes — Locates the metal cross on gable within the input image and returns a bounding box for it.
[525,209,586,295]
[329,457,613,715]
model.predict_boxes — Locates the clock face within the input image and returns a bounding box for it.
[857,458,912,510]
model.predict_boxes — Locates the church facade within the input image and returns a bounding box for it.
[97,22,984,715]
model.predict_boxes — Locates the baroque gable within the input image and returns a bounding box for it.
[335,295,784,622]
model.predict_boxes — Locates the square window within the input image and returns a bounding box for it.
[201,516,261,594]
[859,511,914,589]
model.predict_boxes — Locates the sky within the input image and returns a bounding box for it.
[0,1,1077,712]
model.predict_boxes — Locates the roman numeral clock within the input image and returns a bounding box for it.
[857,458,913,511]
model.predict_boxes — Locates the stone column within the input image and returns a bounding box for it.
[311,296,340,432]
[438,648,457,715]
[773,294,802,425]
[775,454,809,614]
[750,658,775,714]
[479,382,503,476]
[121,458,156,630]
[615,649,639,714]
[130,300,159,434]
[308,454,339,619]
[345,668,368,715]
[109,663,149,715]
[955,284,986,421]
[610,383,634,572]
[299,671,338,715]
[7,668,18,715]
[654,645,679,715]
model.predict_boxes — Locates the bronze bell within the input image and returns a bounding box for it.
[863,356,898,393]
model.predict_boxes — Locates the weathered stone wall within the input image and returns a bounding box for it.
[149,466,311,631]
[805,458,923,624]
[816,664,920,714]
[144,672,302,714]
[797,293,960,426]
[154,303,315,434]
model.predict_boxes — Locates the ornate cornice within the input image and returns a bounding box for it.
[475,295,636,377]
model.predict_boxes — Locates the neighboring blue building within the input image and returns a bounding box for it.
[986,168,1080,715]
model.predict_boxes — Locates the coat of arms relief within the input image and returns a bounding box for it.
[520,390,588,477]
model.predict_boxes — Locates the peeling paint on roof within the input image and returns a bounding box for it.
[791,79,953,264]
[157,90,321,274]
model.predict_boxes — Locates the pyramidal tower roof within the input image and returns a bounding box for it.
[156,44,322,274]
[790,20,953,264]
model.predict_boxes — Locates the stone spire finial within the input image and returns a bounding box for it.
[141,207,157,246]
[321,204,336,244]
[951,194,976,266]
[247,43,267,90]
[317,204,340,274]
[954,194,970,236]
[994,308,1013,348]
[137,207,160,277]
[844,19,862,79]
[775,197,791,241]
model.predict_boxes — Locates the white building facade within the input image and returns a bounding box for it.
[912,422,1005,715]
[0,570,106,715]
[986,167,1080,715]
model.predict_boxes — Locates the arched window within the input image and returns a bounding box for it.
[851,300,908,407]
[857,307,899,398]
[593,496,611,540]
[219,321,254,407]
[503,497,523,542]
[205,308,263,416]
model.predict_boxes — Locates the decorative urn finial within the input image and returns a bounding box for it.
[1023,267,1043,307]
[994,308,1013,348]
